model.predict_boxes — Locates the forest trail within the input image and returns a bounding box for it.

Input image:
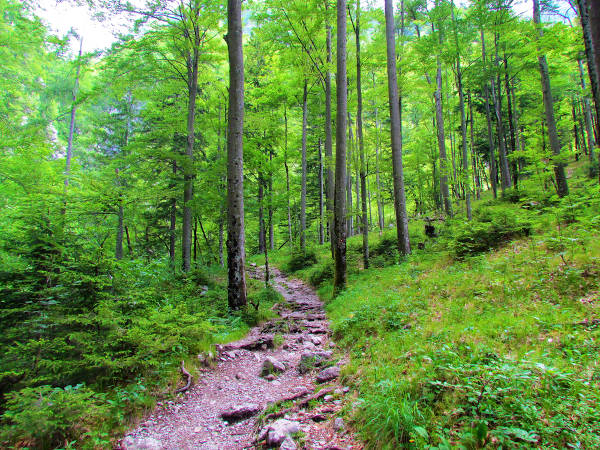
[120,266,361,450]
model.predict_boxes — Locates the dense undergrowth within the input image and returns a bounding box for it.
[0,230,278,449]
[273,165,600,448]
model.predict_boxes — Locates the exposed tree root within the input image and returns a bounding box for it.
[175,360,192,394]
[263,386,335,421]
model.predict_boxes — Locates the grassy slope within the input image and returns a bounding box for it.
[269,165,600,449]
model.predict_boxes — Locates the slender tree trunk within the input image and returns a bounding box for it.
[182,41,199,272]
[300,79,308,250]
[481,29,498,199]
[218,215,224,267]
[577,0,600,137]
[579,58,597,164]
[490,39,511,192]
[193,217,198,263]
[62,37,83,216]
[333,0,348,294]
[451,2,471,220]
[319,138,325,245]
[504,57,519,188]
[125,225,132,255]
[347,112,354,237]
[325,4,335,252]
[116,204,124,260]
[533,0,569,197]
[258,173,265,253]
[468,92,481,199]
[374,98,384,233]
[169,159,177,263]
[355,0,369,268]
[435,58,452,216]
[268,150,274,250]
[226,0,247,308]
[385,0,410,256]
[284,104,293,246]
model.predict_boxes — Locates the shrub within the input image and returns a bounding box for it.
[308,262,334,287]
[369,234,398,267]
[1,384,110,449]
[285,249,318,272]
[451,208,531,258]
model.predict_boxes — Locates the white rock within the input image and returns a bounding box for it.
[334,417,345,432]
[266,419,300,446]
[122,436,162,450]
[280,435,298,450]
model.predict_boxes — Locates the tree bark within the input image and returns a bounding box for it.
[435,57,452,216]
[374,94,384,233]
[226,0,247,308]
[355,0,369,268]
[579,58,597,164]
[300,79,308,251]
[333,0,348,294]
[258,173,265,253]
[533,0,569,197]
[481,28,497,199]
[451,2,471,220]
[319,138,325,245]
[504,57,519,188]
[468,92,481,199]
[347,112,354,237]
[325,3,335,252]
[169,159,177,263]
[64,37,83,194]
[284,104,293,246]
[385,0,410,256]
[182,28,200,272]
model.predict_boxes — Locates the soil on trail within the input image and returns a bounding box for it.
[120,266,362,450]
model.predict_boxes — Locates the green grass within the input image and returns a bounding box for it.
[270,166,600,449]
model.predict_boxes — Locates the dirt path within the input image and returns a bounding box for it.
[120,266,361,450]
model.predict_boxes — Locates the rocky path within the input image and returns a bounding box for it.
[120,266,361,450]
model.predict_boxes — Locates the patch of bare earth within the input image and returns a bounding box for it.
[120,266,362,450]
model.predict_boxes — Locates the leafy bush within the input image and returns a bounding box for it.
[1,384,110,449]
[369,233,398,267]
[284,249,318,272]
[308,261,334,287]
[451,208,531,258]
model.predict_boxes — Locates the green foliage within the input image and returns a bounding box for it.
[451,207,532,258]
[284,249,318,272]
[1,384,110,449]
[369,233,399,268]
[308,261,334,287]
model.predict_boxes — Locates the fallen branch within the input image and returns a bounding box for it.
[175,360,192,394]
[263,386,335,421]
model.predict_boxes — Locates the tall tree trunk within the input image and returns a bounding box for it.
[226,0,247,308]
[268,150,274,250]
[355,0,369,268]
[193,217,198,263]
[319,138,325,245]
[504,57,519,188]
[62,37,83,214]
[333,0,348,294]
[374,96,384,233]
[490,37,511,192]
[577,0,600,137]
[468,92,481,199]
[182,40,199,272]
[116,203,124,260]
[169,159,177,263]
[284,104,293,246]
[451,2,471,220]
[385,0,410,256]
[300,79,308,250]
[125,225,132,256]
[435,57,453,216]
[579,58,596,164]
[481,29,497,199]
[533,0,569,197]
[258,173,265,253]
[347,112,354,237]
[325,3,335,253]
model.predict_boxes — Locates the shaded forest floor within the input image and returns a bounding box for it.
[262,163,600,448]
